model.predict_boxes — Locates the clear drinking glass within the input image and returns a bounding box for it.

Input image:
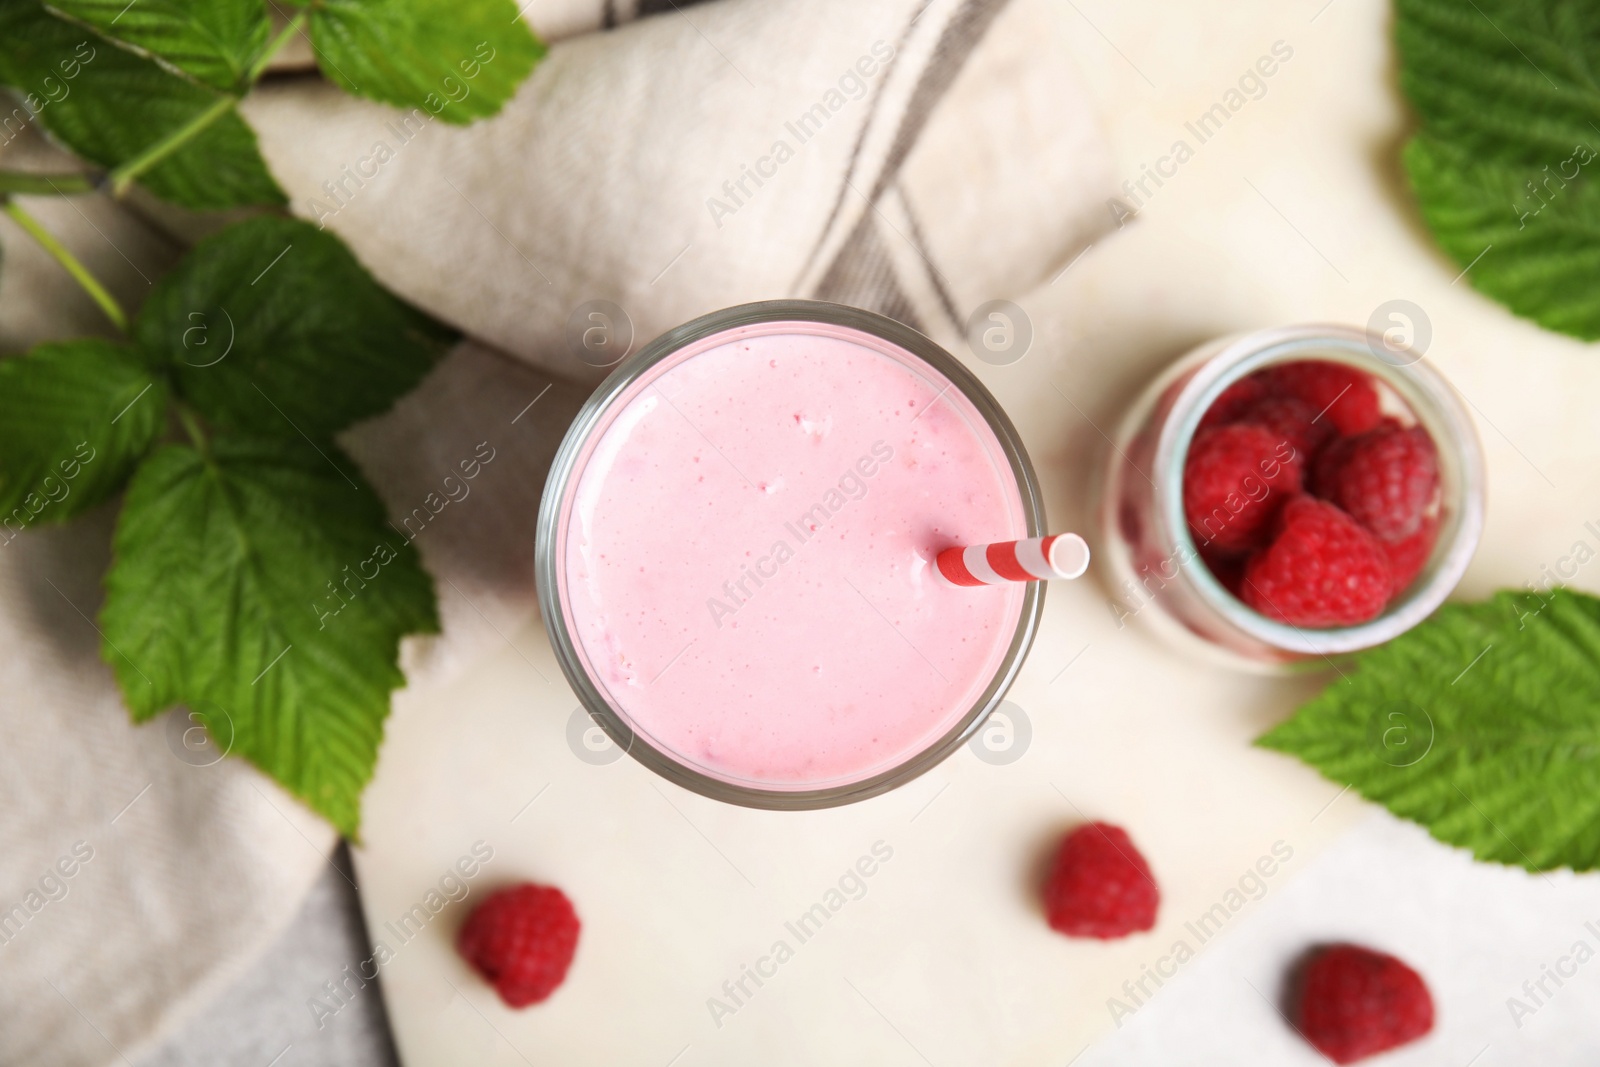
[1098,324,1485,671]
[536,300,1046,808]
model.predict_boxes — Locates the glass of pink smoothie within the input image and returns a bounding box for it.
[536,301,1045,808]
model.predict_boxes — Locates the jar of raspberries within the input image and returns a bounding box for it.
[1099,324,1484,669]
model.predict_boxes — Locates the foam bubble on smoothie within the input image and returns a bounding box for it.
[561,324,1027,788]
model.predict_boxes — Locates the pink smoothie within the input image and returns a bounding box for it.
[559,321,1028,789]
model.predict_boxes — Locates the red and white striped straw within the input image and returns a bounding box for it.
[935,533,1091,587]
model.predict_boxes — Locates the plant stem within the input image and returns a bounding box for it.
[248,12,309,83]
[108,95,239,199]
[106,11,308,199]
[2,198,128,332]
[176,403,209,453]
[0,171,102,196]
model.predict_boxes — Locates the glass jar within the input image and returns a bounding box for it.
[536,300,1045,808]
[1098,324,1485,670]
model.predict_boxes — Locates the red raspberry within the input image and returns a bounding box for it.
[457,884,580,1007]
[1233,394,1338,460]
[1383,516,1439,592]
[1183,424,1303,553]
[1043,822,1159,939]
[1198,373,1271,429]
[1296,944,1434,1064]
[1266,361,1381,436]
[1314,422,1438,542]
[1242,496,1392,626]
[1311,417,1399,500]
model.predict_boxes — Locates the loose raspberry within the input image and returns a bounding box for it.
[1383,516,1439,592]
[1233,394,1338,460]
[1296,944,1434,1064]
[457,883,580,1007]
[1242,496,1392,627]
[1043,822,1159,939]
[1314,422,1439,542]
[1266,361,1381,436]
[1183,424,1303,553]
[1198,373,1271,429]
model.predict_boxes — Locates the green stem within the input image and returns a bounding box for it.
[176,403,209,454]
[248,12,309,83]
[0,171,102,196]
[106,11,307,199]
[108,94,238,199]
[3,198,128,332]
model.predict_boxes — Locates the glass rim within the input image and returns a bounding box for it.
[534,298,1047,809]
[1151,323,1486,656]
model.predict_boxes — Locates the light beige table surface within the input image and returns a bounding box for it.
[354,1,1600,1064]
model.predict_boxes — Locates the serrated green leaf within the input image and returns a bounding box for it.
[46,0,270,93]
[0,1,282,208]
[101,436,438,837]
[134,216,456,437]
[300,0,544,125]
[1397,0,1600,340]
[1258,589,1600,872]
[1406,136,1600,339]
[0,340,167,530]
[1397,0,1600,165]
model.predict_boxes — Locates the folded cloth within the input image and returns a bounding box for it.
[244,0,1114,379]
[0,0,1114,1062]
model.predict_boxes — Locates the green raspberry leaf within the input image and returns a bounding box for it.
[1396,0,1600,340]
[1258,589,1600,872]
[0,340,167,530]
[1397,0,1600,164]
[134,216,457,438]
[46,0,270,93]
[300,0,545,125]
[0,2,282,208]
[1406,136,1600,340]
[101,436,439,837]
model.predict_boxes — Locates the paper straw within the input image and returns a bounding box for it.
[935,533,1091,587]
